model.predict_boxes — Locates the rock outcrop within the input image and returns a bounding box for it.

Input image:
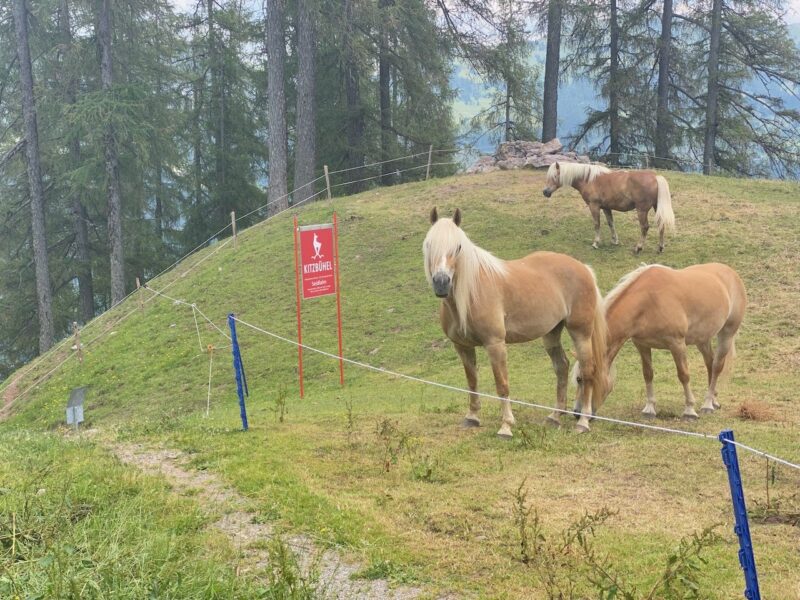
[466,139,591,174]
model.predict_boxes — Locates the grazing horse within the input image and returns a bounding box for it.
[573,263,747,419]
[423,207,608,436]
[542,162,675,253]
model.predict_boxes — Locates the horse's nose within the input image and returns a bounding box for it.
[432,273,451,298]
[542,188,552,198]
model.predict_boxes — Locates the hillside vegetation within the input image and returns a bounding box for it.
[1,170,799,598]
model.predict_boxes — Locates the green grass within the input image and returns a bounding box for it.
[2,169,799,598]
[0,430,265,598]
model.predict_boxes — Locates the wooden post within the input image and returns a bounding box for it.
[425,145,433,180]
[231,211,237,249]
[324,165,331,200]
[73,321,82,364]
[135,277,143,310]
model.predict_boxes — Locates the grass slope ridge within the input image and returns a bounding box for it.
[2,170,799,598]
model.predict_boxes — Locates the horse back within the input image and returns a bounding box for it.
[590,170,658,211]
[451,252,599,346]
[608,263,745,344]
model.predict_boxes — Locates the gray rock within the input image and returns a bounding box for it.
[540,138,564,154]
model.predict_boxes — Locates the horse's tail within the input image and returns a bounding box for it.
[654,175,675,234]
[590,282,610,412]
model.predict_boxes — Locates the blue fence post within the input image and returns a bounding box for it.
[719,429,760,600]
[228,313,249,431]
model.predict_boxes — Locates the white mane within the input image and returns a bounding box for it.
[603,264,668,311]
[547,162,611,187]
[423,219,507,333]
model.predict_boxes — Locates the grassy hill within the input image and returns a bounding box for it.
[2,169,799,598]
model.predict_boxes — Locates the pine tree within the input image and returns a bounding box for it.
[12,0,55,352]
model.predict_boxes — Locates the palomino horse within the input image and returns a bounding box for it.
[573,263,747,419]
[423,207,608,436]
[542,162,675,253]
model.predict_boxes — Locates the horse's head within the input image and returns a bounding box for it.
[542,162,561,198]
[571,361,616,415]
[423,207,465,298]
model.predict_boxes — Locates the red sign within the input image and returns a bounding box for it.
[299,224,336,299]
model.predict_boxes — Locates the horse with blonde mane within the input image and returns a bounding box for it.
[423,207,608,436]
[542,162,675,253]
[573,263,747,419]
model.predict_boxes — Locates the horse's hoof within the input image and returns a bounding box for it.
[612,239,620,246]
[496,432,513,441]
[712,401,721,410]
[591,243,599,250]
[574,424,590,434]
[634,247,643,255]
[462,418,481,428]
[545,416,561,428]
[657,246,665,254]
[682,413,699,421]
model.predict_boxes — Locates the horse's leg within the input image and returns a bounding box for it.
[657,222,666,253]
[572,335,596,433]
[668,340,699,419]
[589,204,602,249]
[707,329,736,410]
[454,344,481,427]
[697,340,717,413]
[603,208,619,245]
[634,208,650,254]
[484,342,515,438]
[543,324,568,427]
[635,342,657,418]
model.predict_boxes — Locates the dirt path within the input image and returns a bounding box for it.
[112,443,436,599]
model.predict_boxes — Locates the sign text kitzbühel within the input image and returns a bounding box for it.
[299,225,336,299]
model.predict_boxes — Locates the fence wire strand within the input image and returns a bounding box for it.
[227,316,800,472]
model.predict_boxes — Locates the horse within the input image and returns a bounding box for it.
[542,162,675,253]
[422,207,609,436]
[572,263,747,420]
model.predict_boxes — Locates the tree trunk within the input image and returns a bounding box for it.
[191,33,203,229]
[59,0,94,322]
[294,0,317,201]
[505,79,512,142]
[13,0,54,352]
[98,0,125,305]
[654,0,673,169]
[703,0,722,175]
[206,0,228,226]
[608,0,620,164]
[541,0,561,142]
[266,0,289,213]
[344,0,365,193]
[379,0,393,185]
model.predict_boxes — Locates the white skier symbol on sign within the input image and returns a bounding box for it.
[312,232,324,259]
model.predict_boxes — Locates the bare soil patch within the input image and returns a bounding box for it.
[112,443,435,599]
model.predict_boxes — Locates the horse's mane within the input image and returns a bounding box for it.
[547,162,611,187]
[424,219,507,333]
[603,264,668,311]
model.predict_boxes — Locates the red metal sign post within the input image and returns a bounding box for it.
[294,213,345,396]
[293,215,304,398]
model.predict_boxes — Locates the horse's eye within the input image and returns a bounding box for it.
[455,244,462,255]
[576,377,583,384]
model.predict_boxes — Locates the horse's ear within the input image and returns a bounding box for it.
[453,208,462,227]
[430,207,438,224]
[554,162,560,171]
